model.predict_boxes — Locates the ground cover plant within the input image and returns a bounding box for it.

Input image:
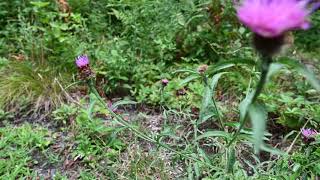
[0,0,320,179]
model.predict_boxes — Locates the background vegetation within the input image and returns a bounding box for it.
[0,0,319,179]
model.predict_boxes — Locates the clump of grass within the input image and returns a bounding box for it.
[0,60,71,114]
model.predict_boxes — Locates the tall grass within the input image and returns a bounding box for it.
[0,60,70,113]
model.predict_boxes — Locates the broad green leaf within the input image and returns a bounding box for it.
[278,57,320,91]
[194,131,232,142]
[248,103,267,153]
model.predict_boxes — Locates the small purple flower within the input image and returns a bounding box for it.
[301,128,318,138]
[161,79,169,86]
[75,55,89,68]
[237,0,311,38]
[75,55,92,80]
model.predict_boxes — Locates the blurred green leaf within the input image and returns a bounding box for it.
[267,63,284,81]
[248,103,267,153]
[179,74,200,87]
[30,1,50,8]
[239,91,254,123]
[226,147,236,173]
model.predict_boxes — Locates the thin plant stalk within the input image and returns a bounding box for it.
[227,55,272,147]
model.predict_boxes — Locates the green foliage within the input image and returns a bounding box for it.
[0,124,51,178]
[0,0,320,178]
[0,61,68,112]
[72,98,125,172]
[52,103,78,125]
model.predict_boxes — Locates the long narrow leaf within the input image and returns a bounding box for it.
[173,69,198,74]
[239,91,254,123]
[199,73,226,124]
[194,131,232,142]
[207,59,256,74]
[248,103,267,153]
[111,99,137,109]
[179,74,200,87]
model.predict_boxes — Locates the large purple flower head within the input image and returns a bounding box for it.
[237,0,311,38]
[75,55,89,68]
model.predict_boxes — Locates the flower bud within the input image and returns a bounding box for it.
[197,64,208,74]
[161,79,169,86]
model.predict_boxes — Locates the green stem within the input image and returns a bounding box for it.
[227,55,272,147]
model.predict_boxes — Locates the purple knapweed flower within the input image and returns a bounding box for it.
[161,79,169,86]
[237,0,311,38]
[301,128,318,138]
[75,55,89,68]
[75,55,92,80]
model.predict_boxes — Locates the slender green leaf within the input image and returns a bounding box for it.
[239,91,254,122]
[248,103,267,153]
[173,69,198,74]
[111,99,137,109]
[88,94,96,120]
[30,1,50,8]
[199,73,226,124]
[197,148,211,164]
[187,164,193,180]
[195,131,232,142]
[198,112,215,124]
[194,162,200,179]
[226,147,236,173]
[179,74,200,87]
[207,59,256,74]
